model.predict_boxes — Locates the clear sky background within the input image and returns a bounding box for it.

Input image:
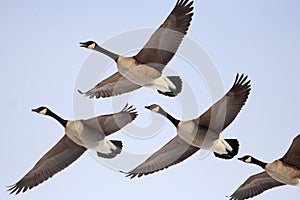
[1,0,300,199]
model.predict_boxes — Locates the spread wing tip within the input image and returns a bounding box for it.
[175,0,194,18]
[119,170,138,179]
[125,172,147,179]
[233,73,251,91]
[7,184,18,195]
[78,88,118,99]
[125,173,136,179]
[124,166,167,179]
[121,104,138,119]
[7,183,27,195]
[77,89,95,99]
[177,0,194,8]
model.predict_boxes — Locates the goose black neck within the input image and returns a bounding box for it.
[166,113,180,127]
[156,109,179,127]
[251,157,267,169]
[46,110,68,127]
[94,45,119,62]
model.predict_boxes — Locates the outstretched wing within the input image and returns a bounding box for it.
[126,135,199,178]
[7,135,86,195]
[229,172,285,200]
[83,104,138,136]
[280,134,300,169]
[78,72,141,99]
[134,0,194,71]
[197,73,251,133]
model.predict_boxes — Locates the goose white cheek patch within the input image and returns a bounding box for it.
[39,109,47,115]
[152,106,160,113]
[88,43,96,49]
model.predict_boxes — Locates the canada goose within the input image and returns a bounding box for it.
[78,0,194,98]
[229,134,300,200]
[7,104,137,195]
[125,73,251,178]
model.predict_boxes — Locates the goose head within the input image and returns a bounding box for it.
[145,104,163,114]
[238,155,253,163]
[32,106,49,115]
[145,104,179,127]
[80,41,97,49]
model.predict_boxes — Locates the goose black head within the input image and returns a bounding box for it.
[238,155,253,163]
[145,104,162,113]
[32,106,49,115]
[80,41,97,49]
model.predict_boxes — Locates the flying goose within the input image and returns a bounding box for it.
[125,73,251,178]
[229,134,300,200]
[7,104,137,195]
[78,0,194,98]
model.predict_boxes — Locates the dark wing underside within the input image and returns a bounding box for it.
[280,134,300,169]
[196,73,251,133]
[82,104,138,136]
[78,72,141,99]
[126,135,199,178]
[134,0,194,71]
[229,171,285,200]
[8,135,87,195]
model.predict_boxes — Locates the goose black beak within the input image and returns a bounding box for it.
[31,108,38,113]
[79,42,88,48]
[238,157,243,161]
[144,105,151,110]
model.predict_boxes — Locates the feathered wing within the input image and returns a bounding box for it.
[196,73,251,133]
[83,104,138,136]
[229,172,285,200]
[7,135,86,195]
[126,135,199,178]
[134,0,194,71]
[78,72,141,99]
[280,134,300,169]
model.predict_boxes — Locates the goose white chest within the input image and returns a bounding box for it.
[65,121,84,146]
[177,121,198,144]
[266,160,300,186]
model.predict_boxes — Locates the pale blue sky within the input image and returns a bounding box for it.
[1,0,300,199]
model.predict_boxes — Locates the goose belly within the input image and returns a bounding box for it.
[66,121,107,150]
[89,138,118,154]
[117,58,161,86]
[266,160,300,186]
[79,129,116,154]
[297,179,300,187]
[177,121,219,149]
[79,128,107,149]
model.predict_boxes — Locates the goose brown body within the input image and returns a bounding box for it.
[7,104,137,195]
[229,134,300,200]
[126,73,251,178]
[79,0,194,98]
